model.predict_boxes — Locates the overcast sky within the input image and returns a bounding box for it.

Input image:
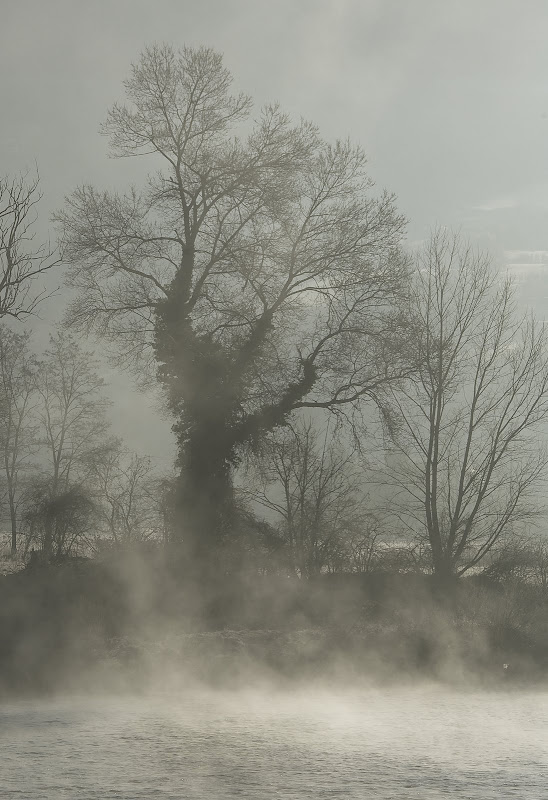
[2,0,548,461]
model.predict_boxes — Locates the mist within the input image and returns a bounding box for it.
[3,687,546,798]
[2,2,548,798]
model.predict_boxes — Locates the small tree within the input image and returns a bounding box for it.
[0,171,58,318]
[384,230,548,579]
[23,482,95,559]
[0,325,39,552]
[87,441,164,545]
[37,332,111,496]
[342,518,383,573]
[19,332,112,558]
[248,418,376,576]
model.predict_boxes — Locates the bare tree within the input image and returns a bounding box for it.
[22,483,95,560]
[0,326,39,552]
[525,539,548,594]
[343,519,383,574]
[21,333,111,558]
[0,171,58,318]
[247,418,376,576]
[37,332,111,496]
[481,536,548,593]
[56,44,409,566]
[384,230,548,579]
[87,441,164,545]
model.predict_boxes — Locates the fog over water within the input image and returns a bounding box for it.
[2,3,548,799]
[3,688,548,799]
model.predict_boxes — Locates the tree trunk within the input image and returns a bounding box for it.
[171,420,236,573]
[431,547,455,584]
[9,492,17,554]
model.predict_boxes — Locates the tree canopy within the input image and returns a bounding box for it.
[56,44,410,565]
[384,231,548,578]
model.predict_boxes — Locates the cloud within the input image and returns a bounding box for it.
[504,250,548,281]
[505,250,548,264]
[471,196,518,213]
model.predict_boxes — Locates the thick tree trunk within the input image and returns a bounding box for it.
[431,547,455,584]
[155,254,320,577]
[170,418,237,574]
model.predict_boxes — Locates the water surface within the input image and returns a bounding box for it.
[2,687,547,798]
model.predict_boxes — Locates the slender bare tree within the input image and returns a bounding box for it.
[248,418,376,576]
[23,333,111,558]
[0,326,39,552]
[383,230,548,579]
[22,483,95,560]
[37,332,111,496]
[0,171,58,318]
[87,441,164,545]
[56,44,409,567]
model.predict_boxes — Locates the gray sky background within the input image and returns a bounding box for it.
[2,0,548,465]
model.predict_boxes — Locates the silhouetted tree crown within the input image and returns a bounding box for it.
[57,44,409,564]
[383,230,548,578]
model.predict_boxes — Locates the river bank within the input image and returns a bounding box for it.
[1,557,547,694]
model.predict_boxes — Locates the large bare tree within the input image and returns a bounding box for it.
[383,230,548,579]
[56,44,408,567]
[0,171,58,318]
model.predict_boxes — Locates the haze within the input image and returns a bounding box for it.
[2,5,548,798]
[2,1,548,455]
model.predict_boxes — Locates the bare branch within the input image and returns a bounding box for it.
[0,171,59,319]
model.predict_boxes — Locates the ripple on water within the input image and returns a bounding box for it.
[1,688,547,799]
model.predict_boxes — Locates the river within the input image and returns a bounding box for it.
[1,686,547,798]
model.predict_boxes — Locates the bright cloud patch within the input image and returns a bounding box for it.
[505,251,548,281]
